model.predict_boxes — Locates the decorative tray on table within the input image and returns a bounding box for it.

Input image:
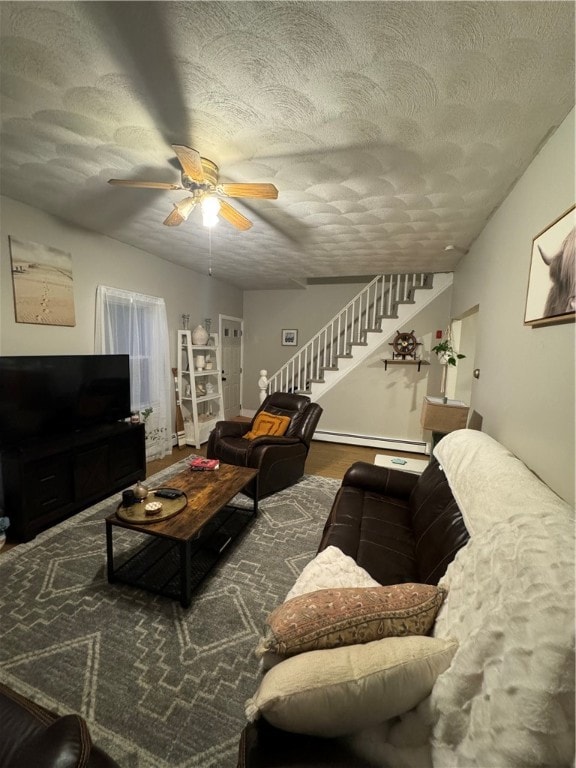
[116,488,188,524]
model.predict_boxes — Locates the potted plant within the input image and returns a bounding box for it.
[431,333,466,403]
[431,338,466,367]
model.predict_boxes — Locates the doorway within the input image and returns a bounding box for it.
[446,305,478,405]
[219,315,243,419]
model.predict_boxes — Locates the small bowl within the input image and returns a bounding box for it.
[145,501,163,516]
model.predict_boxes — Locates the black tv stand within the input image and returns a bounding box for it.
[0,422,146,541]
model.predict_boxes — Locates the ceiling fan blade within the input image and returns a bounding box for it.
[220,183,278,199]
[218,200,253,231]
[108,179,182,190]
[172,145,205,182]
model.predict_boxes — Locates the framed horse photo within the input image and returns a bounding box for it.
[524,205,575,327]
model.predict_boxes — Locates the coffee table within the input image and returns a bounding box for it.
[105,463,258,607]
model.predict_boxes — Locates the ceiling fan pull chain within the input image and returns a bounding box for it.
[208,228,213,277]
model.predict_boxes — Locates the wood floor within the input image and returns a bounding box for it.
[146,439,419,481]
[146,414,423,480]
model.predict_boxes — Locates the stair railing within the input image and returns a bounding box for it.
[266,272,431,395]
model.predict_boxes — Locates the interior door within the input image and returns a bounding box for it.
[447,307,478,404]
[219,316,243,419]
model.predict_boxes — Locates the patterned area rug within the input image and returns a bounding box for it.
[0,460,340,767]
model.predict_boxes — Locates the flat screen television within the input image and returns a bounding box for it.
[0,354,131,449]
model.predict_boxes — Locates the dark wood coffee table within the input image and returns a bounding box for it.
[105,463,258,607]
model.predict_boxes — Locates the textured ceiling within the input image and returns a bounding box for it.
[0,2,574,290]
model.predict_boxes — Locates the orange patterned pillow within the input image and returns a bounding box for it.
[244,411,291,440]
[257,583,446,657]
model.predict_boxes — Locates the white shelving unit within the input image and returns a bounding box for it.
[177,330,224,449]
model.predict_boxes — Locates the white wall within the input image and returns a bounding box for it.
[451,109,575,504]
[2,108,573,503]
[0,196,243,431]
[1,196,243,361]
[242,282,362,410]
[242,277,453,441]
[316,290,453,444]
[241,110,575,504]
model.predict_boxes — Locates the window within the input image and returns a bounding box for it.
[95,286,171,460]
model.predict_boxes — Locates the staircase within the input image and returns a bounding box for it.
[265,272,453,401]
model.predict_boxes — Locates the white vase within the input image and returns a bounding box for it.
[192,325,209,345]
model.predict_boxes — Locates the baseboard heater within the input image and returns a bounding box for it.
[240,414,429,455]
[313,429,429,455]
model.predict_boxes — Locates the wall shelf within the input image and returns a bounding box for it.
[382,359,430,371]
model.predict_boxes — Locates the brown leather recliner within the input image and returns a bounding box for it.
[0,681,120,768]
[207,392,323,500]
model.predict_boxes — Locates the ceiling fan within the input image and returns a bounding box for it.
[108,145,278,230]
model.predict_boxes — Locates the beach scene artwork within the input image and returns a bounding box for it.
[9,237,76,326]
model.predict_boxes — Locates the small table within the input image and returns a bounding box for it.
[105,463,258,607]
[374,454,430,475]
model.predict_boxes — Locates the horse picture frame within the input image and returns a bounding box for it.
[524,205,575,327]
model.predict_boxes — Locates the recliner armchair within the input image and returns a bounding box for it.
[0,681,120,768]
[207,392,323,500]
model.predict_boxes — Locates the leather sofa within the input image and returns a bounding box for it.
[237,429,575,768]
[207,392,323,500]
[0,681,119,768]
[237,455,470,767]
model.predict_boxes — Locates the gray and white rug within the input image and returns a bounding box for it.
[0,460,340,767]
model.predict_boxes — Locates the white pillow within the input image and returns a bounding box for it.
[258,546,383,672]
[246,635,457,738]
[285,545,380,601]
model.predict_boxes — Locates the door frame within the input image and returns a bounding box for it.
[446,304,478,404]
[218,314,244,417]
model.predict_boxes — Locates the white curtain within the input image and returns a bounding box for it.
[95,285,172,461]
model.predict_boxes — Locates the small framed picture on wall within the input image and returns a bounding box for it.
[281,329,298,346]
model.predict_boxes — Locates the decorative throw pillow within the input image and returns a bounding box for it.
[260,546,383,671]
[244,411,291,440]
[246,635,458,737]
[257,583,446,658]
[285,545,380,601]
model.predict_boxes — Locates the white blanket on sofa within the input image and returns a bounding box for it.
[429,430,575,767]
[345,430,574,768]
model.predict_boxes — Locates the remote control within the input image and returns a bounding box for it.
[155,489,183,499]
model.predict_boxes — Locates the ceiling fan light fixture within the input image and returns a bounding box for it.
[175,197,197,220]
[201,195,221,228]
